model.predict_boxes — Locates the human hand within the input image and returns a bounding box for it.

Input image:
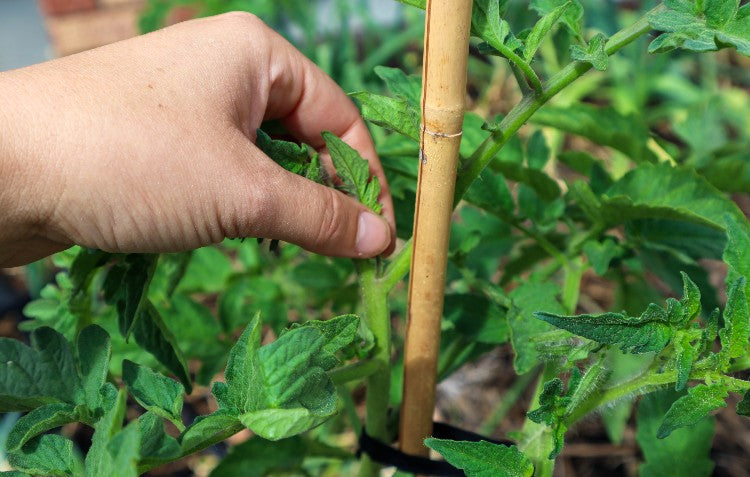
[0,12,395,267]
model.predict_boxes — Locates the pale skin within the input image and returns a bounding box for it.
[0,12,395,268]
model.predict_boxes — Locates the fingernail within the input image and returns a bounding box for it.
[356,212,390,257]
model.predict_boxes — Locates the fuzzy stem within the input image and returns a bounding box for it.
[356,260,391,477]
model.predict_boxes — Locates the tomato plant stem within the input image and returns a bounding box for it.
[356,259,391,477]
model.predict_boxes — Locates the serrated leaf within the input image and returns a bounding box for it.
[679,272,702,322]
[373,66,421,108]
[5,403,81,453]
[602,163,743,230]
[535,304,674,354]
[530,0,583,37]
[208,436,305,477]
[69,248,113,295]
[85,386,127,477]
[719,276,749,366]
[255,129,312,176]
[464,168,515,219]
[78,325,111,411]
[531,104,655,162]
[213,314,353,440]
[424,439,533,477]
[570,32,608,70]
[648,1,750,57]
[0,327,83,412]
[527,378,569,458]
[508,282,567,374]
[524,2,571,62]
[658,383,728,438]
[131,300,192,393]
[122,360,184,425]
[8,434,80,477]
[582,238,621,276]
[724,214,750,295]
[105,254,158,338]
[285,314,359,355]
[637,390,715,477]
[673,332,697,391]
[322,131,382,213]
[179,410,242,455]
[471,0,511,51]
[136,412,180,469]
[351,92,420,142]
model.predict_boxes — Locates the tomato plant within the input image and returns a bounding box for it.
[4,0,750,476]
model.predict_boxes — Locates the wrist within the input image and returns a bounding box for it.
[0,70,60,266]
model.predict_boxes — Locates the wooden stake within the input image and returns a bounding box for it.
[400,0,473,457]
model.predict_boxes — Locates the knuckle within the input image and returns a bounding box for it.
[314,188,346,246]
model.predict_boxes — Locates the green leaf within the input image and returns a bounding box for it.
[637,390,715,477]
[213,314,352,440]
[673,332,697,391]
[69,248,113,294]
[526,378,569,458]
[424,439,533,477]
[464,169,514,219]
[602,163,743,230]
[77,325,111,411]
[136,412,180,469]
[5,403,81,453]
[351,92,420,142]
[179,410,242,455]
[737,390,750,417]
[508,282,566,374]
[284,314,359,355]
[471,0,511,51]
[582,238,622,276]
[8,434,80,477]
[648,1,750,57]
[322,131,382,213]
[374,66,421,108]
[394,0,425,9]
[570,33,608,70]
[718,276,749,366]
[208,436,306,477]
[104,254,158,338]
[0,472,31,477]
[131,300,192,393]
[444,294,509,344]
[724,214,750,295]
[256,129,314,176]
[531,104,655,162]
[122,360,184,426]
[657,383,728,438]
[524,2,571,62]
[535,304,674,354]
[0,327,83,412]
[530,0,583,37]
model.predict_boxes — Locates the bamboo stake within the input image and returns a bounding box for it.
[400,0,473,457]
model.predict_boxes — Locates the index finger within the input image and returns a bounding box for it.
[259,26,396,253]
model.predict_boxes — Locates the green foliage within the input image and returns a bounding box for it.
[322,132,382,213]
[657,384,728,438]
[10,0,750,475]
[637,390,715,477]
[212,314,358,440]
[648,0,750,56]
[424,439,534,477]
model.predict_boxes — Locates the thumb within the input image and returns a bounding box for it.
[250,165,392,258]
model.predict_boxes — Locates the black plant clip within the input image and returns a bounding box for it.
[357,421,511,476]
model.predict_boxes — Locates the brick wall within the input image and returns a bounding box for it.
[39,0,146,57]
